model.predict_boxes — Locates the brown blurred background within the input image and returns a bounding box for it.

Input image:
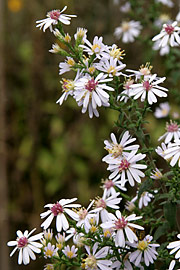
[0,0,179,269]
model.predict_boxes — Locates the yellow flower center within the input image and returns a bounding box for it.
[56,243,63,250]
[67,251,74,258]
[64,34,71,43]
[88,66,96,74]
[106,144,123,157]
[110,48,125,60]
[107,66,117,76]
[90,225,97,233]
[85,255,97,269]
[154,171,162,179]
[67,58,75,66]
[45,249,54,257]
[121,22,130,32]
[92,44,101,53]
[137,240,148,251]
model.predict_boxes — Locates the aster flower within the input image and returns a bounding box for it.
[154,14,172,28]
[107,149,147,187]
[96,57,126,77]
[80,36,108,59]
[74,27,88,43]
[167,234,180,259]
[59,57,76,75]
[155,0,174,7]
[152,39,170,55]
[56,70,82,106]
[91,190,122,223]
[164,140,180,167]
[101,210,143,247]
[156,142,168,158]
[150,168,163,180]
[83,243,112,270]
[120,2,131,13]
[118,78,134,103]
[40,198,81,232]
[55,232,66,250]
[102,44,125,63]
[74,73,114,118]
[44,243,58,258]
[62,245,78,259]
[158,120,180,144]
[101,178,127,197]
[125,198,136,212]
[129,235,160,267]
[75,200,96,232]
[114,20,142,43]
[129,74,168,105]
[102,131,139,164]
[138,191,154,209]
[43,229,53,241]
[126,62,153,81]
[36,6,77,32]
[44,264,54,270]
[7,228,43,265]
[152,21,180,48]
[154,102,170,118]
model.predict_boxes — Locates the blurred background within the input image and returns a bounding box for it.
[0,0,180,269]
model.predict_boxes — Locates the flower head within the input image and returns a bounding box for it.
[40,198,81,232]
[62,245,78,259]
[158,120,180,144]
[44,242,58,258]
[114,20,142,43]
[7,228,43,265]
[154,102,170,118]
[36,6,77,32]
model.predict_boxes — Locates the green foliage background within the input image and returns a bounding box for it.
[6,0,180,269]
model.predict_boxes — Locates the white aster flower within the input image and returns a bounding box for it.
[120,2,131,13]
[74,73,114,118]
[40,198,81,232]
[138,191,154,209]
[55,232,66,250]
[7,228,43,265]
[101,210,143,247]
[56,70,82,106]
[150,168,163,180]
[43,229,53,241]
[62,245,78,259]
[125,198,137,212]
[167,234,180,259]
[164,140,180,167]
[155,0,174,7]
[154,14,172,28]
[84,242,112,270]
[154,102,170,118]
[75,200,96,232]
[101,178,127,197]
[152,39,170,55]
[44,264,54,270]
[59,57,76,75]
[158,121,180,144]
[96,57,126,77]
[36,6,77,32]
[74,27,88,43]
[129,74,168,105]
[102,44,125,61]
[126,62,153,81]
[152,21,180,48]
[156,142,168,158]
[118,78,134,103]
[91,190,122,223]
[107,149,147,187]
[102,131,139,163]
[114,21,142,43]
[44,242,58,258]
[129,235,160,267]
[80,36,108,59]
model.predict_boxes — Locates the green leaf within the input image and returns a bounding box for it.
[164,202,177,228]
[138,179,152,197]
[154,221,170,240]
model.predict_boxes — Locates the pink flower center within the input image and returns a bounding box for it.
[17,237,28,248]
[49,10,61,20]
[143,80,152,91]
[115,216,128,229]
[95,198,106,208]
[78,208,88,220]
[51,202,64,216]
[119,159,130,171]
[104,180,115,189]
[85,79,98,92]
[167,122,179,132]
[165,25,174,35]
